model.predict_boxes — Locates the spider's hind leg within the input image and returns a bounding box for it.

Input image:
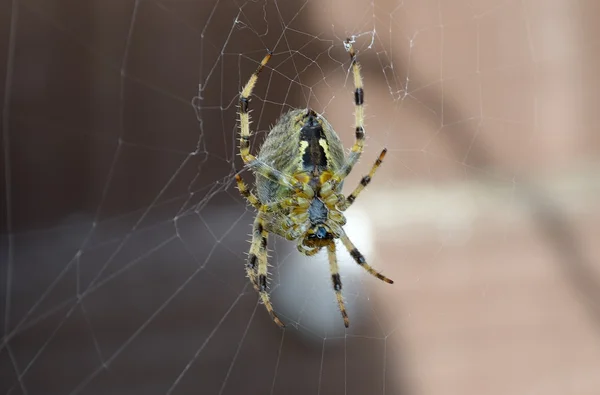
[247,213,285,328]
[327,242,350,327]
[340,231,393,284]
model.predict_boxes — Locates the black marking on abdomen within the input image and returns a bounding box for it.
[300,112,328,171]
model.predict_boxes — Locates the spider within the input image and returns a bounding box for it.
[235,39,393,328]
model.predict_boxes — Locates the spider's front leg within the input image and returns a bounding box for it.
[332,39,388,209]
[247,213,284,328]
[327,242,350,327]
[340,230,393,284]
[237,51,312,196]
[337,39,367,179]
[238,52,271,167]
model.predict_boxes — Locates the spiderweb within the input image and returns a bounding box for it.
[2,0,600,394]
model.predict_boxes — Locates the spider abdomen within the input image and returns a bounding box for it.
[255,109,346,205]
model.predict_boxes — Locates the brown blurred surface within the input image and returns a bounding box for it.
[1,0,599,395]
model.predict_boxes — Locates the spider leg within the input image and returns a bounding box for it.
[339,148,387,211]
[235,174,261,210]
[238,52,311,195]
[336,39,369,179]
[247,213,285,328]
[327,242,350,327]
[239,52,271,166]
[340,231,394,284]
[246,216,262,291]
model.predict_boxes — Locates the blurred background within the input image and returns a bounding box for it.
[1,0,599,394]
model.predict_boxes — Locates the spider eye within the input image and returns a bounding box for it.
[316,226,327,239]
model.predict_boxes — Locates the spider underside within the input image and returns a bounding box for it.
[235,40,393,328]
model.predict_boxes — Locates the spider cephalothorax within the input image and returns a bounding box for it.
[235,39,393,328]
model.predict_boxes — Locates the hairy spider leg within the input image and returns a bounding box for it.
[247,214,285,328]
[339,148,387,211]
[340,231,394,284]
[238,52,271,165]
[337,39,368,180]
[246,216,262,291]
[238,52,311,195]
[327,243,350,327]
[235,174,261,210]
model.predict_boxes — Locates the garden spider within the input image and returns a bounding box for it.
[235,39,393,328]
